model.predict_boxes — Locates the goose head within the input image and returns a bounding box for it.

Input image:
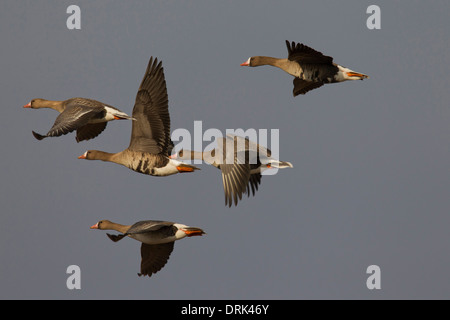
[90,220,114,230]
[23,98,45,109]
[336,65,369,81]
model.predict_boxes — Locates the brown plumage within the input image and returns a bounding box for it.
[78,57,199,176]
[90,219,205,277]
[171,134,293,207]
[23,97,133,142]
[241,40,369,96]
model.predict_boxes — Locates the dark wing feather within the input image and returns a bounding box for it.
[286,40,333,65]
[138,242,174,277]
[43,105,105,138]
[127,220,175,235]
[246,172,262,197]
[76,122,107,142]
[128,57,172,155]
[293,78,324,96]
[220,163,251,207]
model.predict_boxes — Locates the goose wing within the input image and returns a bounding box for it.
[220,163,251,207]
[138,242,175,277]
[226,134,272,160]
[286,40,333,65]
[128,57,172,155]
[42,104,105,138]
[293,78,325,96]
[127,220,175,235]
[217,135,265,206]
[247,172,262,197]
[76,122,107,142]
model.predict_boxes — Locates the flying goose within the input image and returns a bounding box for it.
[78,57,199,176]
[23,98,134,142]
[240,40,369,96]
[170,134,293,207]
[91,219,205,277]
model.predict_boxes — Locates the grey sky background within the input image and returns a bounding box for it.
[1,1,449,299]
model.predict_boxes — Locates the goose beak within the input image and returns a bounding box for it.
[78,151,87,159]
[23,102,31,108]
[240,57,250,66]
[346,72,369,79]
[182,227,206,237]
[90,223,99,229]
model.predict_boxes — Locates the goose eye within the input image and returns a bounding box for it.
[179,150,183,157]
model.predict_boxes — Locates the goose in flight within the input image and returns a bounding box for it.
[91,219,205,277]
[171,134,293,206]
[240,40,369,96]
[78,57,199,176]
[23,98,133,142]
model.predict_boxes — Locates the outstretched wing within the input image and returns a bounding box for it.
[138,242,175,277]
[286,40,333,65]
[42,105,104,138]
[76,122,107,142]
[246,172,262,197]
[127,220,175,235]
[220,163,251,207]
[293,78,324,96]
[128,57,172,155]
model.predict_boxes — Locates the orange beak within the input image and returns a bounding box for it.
[90,223,99,229]
[347,72,369,79]
[240,61,249,66]
[23,102,31,108]
[182,228,205,237]
[78,153,87,159]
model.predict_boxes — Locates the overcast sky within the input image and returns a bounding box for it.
[1,1,449,299]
